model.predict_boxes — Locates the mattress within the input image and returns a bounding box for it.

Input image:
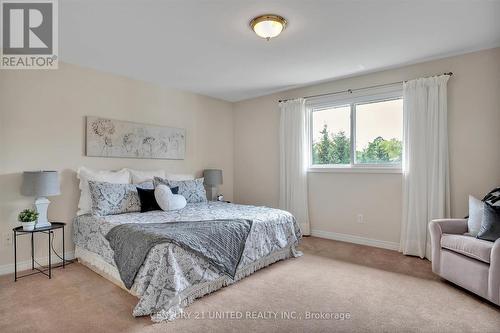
[73,201,302,321]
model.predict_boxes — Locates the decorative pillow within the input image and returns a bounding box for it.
[483,187,500,206]
[77,167,130,215]
[467,195,484,236]
[137,186,179,213]
[88,181,152,216]
[154,185,187,211]
[165,173,194,181]
[137,188,160,212]
[170,195,187,210]
[128,169,166,184]
[477,203,500,242]
[154,177,207,203]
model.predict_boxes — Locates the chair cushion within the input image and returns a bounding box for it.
[441,234,493,264]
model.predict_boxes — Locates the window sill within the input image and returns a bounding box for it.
[308,166,402,174]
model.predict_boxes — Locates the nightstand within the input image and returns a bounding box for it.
[13,222,66,281]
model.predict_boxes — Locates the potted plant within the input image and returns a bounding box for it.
[18,209,39,231]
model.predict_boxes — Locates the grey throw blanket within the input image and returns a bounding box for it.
[106,219,253,289]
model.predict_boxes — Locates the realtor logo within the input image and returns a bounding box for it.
[1,0,58,69]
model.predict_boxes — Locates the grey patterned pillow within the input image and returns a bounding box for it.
[88,181,153,216]
[154,177,207,203]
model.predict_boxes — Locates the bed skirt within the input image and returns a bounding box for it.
[75,245,301,322]
[75,246,139,296]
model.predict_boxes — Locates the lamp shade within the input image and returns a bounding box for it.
[203,169,223,186]
[21,171,60,197]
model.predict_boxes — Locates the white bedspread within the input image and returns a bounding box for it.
[73,201,301,321]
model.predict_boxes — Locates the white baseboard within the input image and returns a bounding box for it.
[310,229,400,251]
[0,251,75,276]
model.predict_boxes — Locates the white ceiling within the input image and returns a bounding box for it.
[60,0,500,102]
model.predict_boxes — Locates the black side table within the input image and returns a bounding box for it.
[13,222,66,281]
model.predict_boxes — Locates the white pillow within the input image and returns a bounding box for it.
[165,173,194,181]
[154,185,187,211]
[468,195,484,236]
[77,167,130,215]
[128,169,166,184]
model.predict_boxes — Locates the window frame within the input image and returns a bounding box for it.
[307,84,403,173]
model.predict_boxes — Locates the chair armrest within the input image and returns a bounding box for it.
[488,239,500,305]
[430,219,468,235]
[428,219,468,274]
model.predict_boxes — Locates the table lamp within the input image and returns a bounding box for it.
[21,171,60,228]
[203,169,223,201]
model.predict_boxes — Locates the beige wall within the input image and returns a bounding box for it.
[0,63,234,269]
[234,48,500,246]
[1,48,499,270]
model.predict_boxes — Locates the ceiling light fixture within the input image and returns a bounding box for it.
[250,14,287,41]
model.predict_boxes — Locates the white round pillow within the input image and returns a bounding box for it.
[169,194,187,210]
[154,185,187,211]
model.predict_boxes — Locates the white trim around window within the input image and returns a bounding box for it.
[308,165,402,174]
[306,83,403,173]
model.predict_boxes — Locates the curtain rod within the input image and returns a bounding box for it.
[278,72,453,103]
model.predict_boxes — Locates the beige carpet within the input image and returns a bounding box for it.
[0,237,498,333]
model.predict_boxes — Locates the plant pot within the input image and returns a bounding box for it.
[22,221,36,231]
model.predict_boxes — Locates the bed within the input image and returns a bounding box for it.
[73,201,302,322]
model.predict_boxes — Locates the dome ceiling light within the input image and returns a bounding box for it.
[250,14,287,41]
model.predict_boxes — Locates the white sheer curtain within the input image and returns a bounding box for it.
[279,98,311,235]
[400,75,450,259]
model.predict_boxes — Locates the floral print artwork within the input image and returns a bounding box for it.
[86,117,186,159]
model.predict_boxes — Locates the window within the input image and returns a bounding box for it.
[312,105,351,165]
[309,87,403,171]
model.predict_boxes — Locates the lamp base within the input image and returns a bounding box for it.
[35,220,52,229]
[35,197,52,228]
[206,186,218,201]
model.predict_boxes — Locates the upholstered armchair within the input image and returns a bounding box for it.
[429,219,500,305]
